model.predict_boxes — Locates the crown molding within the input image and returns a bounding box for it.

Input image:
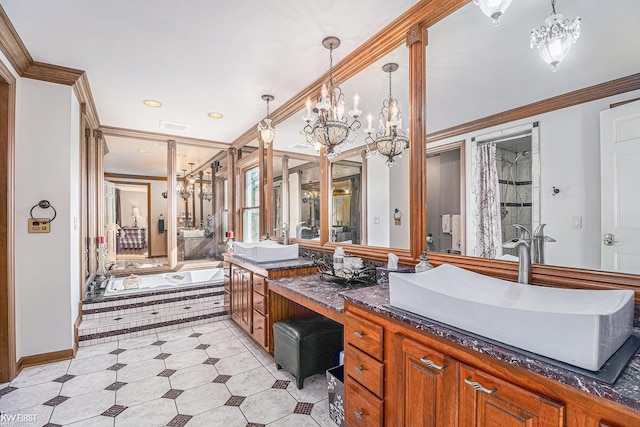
[0,5,100,126]
[99,125,230,149]
[229,0,469,150]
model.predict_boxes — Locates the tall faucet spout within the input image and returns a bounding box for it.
[503,224,532,284]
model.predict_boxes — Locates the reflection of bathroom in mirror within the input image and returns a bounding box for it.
[425,0,640,275]
[331,157,362,244]
[271,152,321,241]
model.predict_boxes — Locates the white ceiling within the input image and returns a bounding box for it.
[2,0,419,142]
[4,1,639,177]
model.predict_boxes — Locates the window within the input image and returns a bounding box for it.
[242,166,260,242]
[222,178,229,235]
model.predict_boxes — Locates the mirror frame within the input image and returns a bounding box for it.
[234,0,640,300]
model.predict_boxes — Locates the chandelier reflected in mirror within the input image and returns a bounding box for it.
[198,172,213,202]
[530,0,581,72]
[177,163,195,201]
[257,94,277,146]
[302,37,362,159]
[474,0,512,26]
[364,63,409,167]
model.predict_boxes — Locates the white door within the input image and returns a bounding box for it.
[600,100,640,274]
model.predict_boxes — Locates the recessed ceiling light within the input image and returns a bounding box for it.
[143,99,162,108]
[208,112,223,119]
[137,149,148,153]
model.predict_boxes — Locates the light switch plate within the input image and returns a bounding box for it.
[28,218,51,233]
[571,216,582,229]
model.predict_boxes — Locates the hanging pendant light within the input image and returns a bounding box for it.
[530,0,581,72]
[474,0,512,26]
[302,37,362,159]
[177,168,193,201]
[198,172,213,202]
[363,63,409,167]
[257,94,277,146]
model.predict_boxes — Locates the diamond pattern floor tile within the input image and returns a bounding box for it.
[43,395,70,407]
[1,321,332,427]
[101,404,128,417]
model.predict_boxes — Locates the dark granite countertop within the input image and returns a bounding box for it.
[224,254,315,272]
[341,285,640,413]
[267,273,375,313]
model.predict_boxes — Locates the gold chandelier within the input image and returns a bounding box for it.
[364,63,409,167]
[302,37,362,159]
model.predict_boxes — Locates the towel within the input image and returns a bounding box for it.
[451,214,461,249]
[442,214,452,234]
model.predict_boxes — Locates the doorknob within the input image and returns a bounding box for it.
[603,233,618,246]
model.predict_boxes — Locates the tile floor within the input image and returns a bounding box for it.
[0,320,337,427]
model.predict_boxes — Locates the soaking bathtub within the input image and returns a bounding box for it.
[103,268,224,296]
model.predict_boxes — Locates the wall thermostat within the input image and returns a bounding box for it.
[28,218,51,233]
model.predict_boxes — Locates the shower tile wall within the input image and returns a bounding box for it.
[498,147,532,257]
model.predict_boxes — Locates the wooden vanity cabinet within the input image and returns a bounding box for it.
[459,364,564,427]
[398,335,459,427]
[345,301,640,427]
[229,265,255,335]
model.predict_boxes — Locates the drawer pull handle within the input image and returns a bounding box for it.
[354,411,363,420]
[464,376,497,394]
[420,357,446,371]
[354,366,364,374]
[353,331,364,339]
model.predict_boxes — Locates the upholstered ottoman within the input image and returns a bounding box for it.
[273,315,343,389]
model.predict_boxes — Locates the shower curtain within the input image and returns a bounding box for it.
[475,143,503,259]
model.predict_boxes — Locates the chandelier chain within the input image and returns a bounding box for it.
[551,0,556,15]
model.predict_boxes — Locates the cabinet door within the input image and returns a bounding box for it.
[401,336,459,427]
[460,365,564,427]
[230,267,242,325]
[239,270,252,333]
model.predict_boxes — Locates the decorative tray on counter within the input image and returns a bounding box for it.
[314,258,376,286]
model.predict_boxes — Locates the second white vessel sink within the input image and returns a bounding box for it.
[233,240,299,263]
[389,264,634,371]
[180,229,205,238]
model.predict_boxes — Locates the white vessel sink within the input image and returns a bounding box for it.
[389,264,634,371]
[233,240,299,263]
[180,229,205,238]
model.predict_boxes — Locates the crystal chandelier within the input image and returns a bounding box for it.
[364,63,409,167]
[474,0,512,26]
[177,166,194,201]
[302,37,362,159]
[257,94,277,146]
[198,172,213,202]
[530,0,581,72]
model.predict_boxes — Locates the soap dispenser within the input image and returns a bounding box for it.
[415,251,433,273]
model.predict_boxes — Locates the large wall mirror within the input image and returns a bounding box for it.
[425,0,640,276]
[103,135,227,271]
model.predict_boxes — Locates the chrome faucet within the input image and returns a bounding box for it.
[503,224,532,284]
[274,223,290,245]
[532,224,556,264]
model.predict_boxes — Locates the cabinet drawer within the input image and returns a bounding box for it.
[345,377,383,427]
[345,344,384,398]
[252,311,268,348]
[345,312,384,360]
[253,291,267,315]
[253,274,266,295]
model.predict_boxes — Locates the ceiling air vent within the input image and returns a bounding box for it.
[159,120,191,132]
[288,142,312,150]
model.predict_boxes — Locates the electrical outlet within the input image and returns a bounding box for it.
[28,218,50,233]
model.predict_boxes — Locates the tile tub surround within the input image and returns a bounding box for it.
[0,320,335,426]
[341,285,640,413]
[78,283,227,346]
